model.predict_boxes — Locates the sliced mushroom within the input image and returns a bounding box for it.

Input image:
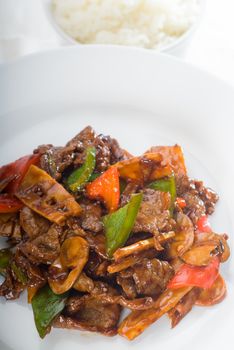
[73,272,94,293]
[48,237,89,294]
[195,274,226,306]
[181,244,217,266]
[194,231,230,263]
[166,212,194,259]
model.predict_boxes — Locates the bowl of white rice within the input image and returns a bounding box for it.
[43,0,203,56]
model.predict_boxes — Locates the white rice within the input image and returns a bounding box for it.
[52,0,200,49]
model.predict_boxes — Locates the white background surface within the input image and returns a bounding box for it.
[0,0,234,84]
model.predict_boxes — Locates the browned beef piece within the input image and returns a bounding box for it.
[84,250,111,280]
[0,250,46,300]
[20,224,61,264]
[34,126,95,180]
[175,174,193,196]
[168,287,201,327]
[0,214,18,237]
[0,268,24,300]
[0,213,22,243]
[91,280,118,296]
[117,258,174,299]
[193,180,219,215]
[66,126,125,171]
[85,232,107,259]
[74,277,115,301]
[117,269,137,299]
[120,182,140,206]
[39,146,75,180]
[20,207,50,239]
[35,126,126,180]
[66,125,96,152]
[94,134,126,172]
[109,137,126,164]
[14,250,45,287]
[175,175,219,223]
[53,294,121,336]
[94,135,111,172]
[34,144,53,155]
[79,199,103,233]
[182,192,206,224]
[133,189,175,235]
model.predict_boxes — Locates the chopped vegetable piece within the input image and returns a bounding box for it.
[103,193,143,257]
[119,179,127,194]
[0,175,16,193]
[48,236,89,294]
[89,173,100,182]
[176,197,186,209]
[67,146,96,192]
[0,154,40,194]
[146,145,187,175]
[149,175,176,212]
[32,284,67,338]
[16,165,81,225]
[0,194,23,213]
[87,166,120,213]
[114,153,172,183]
[11,261,28,285]
[195,274,226,306]
[194,231,230,263]
[167,256,220,290]
[108,255,142,274]
[113,231,175,261]
[73,272,94,293]
[168,287,201,328]
[0,249,12,274]
[166,212,194,259]
[28,286,41,304]
[118,286,192,340]
[181,243,217,266]
[197,215,212,233]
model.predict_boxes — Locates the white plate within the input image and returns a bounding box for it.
[0,46,234,350]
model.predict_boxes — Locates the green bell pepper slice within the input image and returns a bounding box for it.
[11,261,28,284]
[149,175,176,213]
[67,146,96,192]
[32,284,68,338]
[0,248,12,275]
[103,193,143,258]
[89,172,100,182]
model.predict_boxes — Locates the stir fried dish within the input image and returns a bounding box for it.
[0,126,230,340]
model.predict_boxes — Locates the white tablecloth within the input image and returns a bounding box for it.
[1,0,234,85]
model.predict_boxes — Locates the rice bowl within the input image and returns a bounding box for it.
[47,0,203,54]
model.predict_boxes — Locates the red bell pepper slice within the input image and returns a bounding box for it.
[197,215,212,233]
[167,256,220,290]
[0,154,40,194]
[176,197,186,209]
[86,167,120,213]
[0,194,23,213]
